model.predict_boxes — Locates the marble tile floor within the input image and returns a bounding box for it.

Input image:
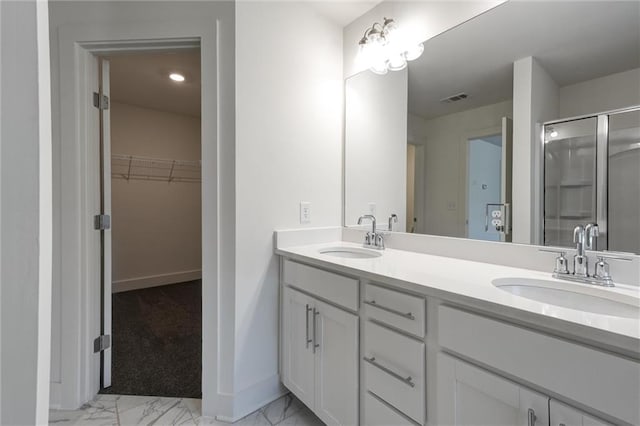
[49,393,324,426]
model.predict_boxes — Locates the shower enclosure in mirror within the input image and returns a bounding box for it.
[543,107,640,253]
[344,0,639,251]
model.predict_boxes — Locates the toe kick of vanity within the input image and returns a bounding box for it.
[278,256,639,426]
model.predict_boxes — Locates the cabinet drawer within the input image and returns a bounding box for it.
[363,321,425,425]
[364,283,425,337]
[364,391,417,426]
[283,259,359,311]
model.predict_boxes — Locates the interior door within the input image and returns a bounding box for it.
[501,116,513,242]
[98,57,112,388]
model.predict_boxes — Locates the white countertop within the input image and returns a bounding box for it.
[276,241,640,356]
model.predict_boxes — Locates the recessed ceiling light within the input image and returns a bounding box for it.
[169,73,185,82]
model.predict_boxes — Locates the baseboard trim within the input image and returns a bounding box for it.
[215,374,286,423]
[112,269,202,293]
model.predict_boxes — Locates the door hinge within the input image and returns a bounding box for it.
[93,92,110,110]
[94,214,111,230]
[93,335,111,353]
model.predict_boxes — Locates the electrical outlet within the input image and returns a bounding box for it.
[368,202,377,216]
[300,202,311,224]
[491,209,502,218]
[447,201,457,211]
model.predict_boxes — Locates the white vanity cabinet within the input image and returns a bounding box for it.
[281,261,359,426]
[438,354,549,426]
[549,400,612,426]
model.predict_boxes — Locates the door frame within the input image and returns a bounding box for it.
[53,20,228,415]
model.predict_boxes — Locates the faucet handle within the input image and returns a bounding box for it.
[554,252,569,275]
[592,253,631,287]
[593,256,613,285]
[539,248,569,274]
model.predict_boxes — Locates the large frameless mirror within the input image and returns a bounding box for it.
[344,1,640,253]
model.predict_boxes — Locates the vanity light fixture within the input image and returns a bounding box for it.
[357,17,424,75]
[169,73,185,82]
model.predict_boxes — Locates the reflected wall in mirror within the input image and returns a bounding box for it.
[344,1,640,253]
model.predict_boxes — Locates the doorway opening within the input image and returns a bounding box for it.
[466,134,503,242]
[100,49,203,398]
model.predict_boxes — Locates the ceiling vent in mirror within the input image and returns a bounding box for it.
[357,17,424,75]
[440,93,469,103]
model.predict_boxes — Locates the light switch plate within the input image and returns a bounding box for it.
[300,202,311,224]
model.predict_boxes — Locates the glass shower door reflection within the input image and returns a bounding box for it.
[543,117,598,248]
[608,110,640,254]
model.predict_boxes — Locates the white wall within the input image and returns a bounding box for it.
[234,2,344,418]
[0,1,52,424]
[110,102,201,292]
[343,1,504,78]
[512,57,558,244]
[414,100,512,238]
[559,68,640,117]
[345,68,408,230]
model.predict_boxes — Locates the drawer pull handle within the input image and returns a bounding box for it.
[363,356,415,388]
[527,408,536,426]
[364,300,415,320]
[312,308,320,353]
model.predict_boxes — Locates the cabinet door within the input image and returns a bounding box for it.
[282,287,316,410]
[550,400,612,426]
[437,354,549,426]
[314,298,359,426]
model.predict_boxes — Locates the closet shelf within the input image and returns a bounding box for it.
[111,154,201,183]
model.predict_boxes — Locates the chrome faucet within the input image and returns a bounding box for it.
[540,223,631,287]
[357,214,385,250]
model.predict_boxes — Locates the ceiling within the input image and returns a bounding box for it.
[109,50,201,117]
[408,1,640,120]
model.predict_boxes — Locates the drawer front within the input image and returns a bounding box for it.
[364,391,417,426]
[439,305,640,425]
[363,321,425,425]
[364,283,425,337]
[283,259,359,311]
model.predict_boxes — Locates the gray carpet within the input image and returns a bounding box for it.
[101,280,202,398]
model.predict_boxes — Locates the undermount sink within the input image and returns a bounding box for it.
[318,246,382,259]
[492,277,640,319]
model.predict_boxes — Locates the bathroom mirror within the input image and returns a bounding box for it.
[344,0,640,251]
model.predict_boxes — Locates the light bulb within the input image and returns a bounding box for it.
[169,73,185,82]
[550,131,558,138]
[405,43,424,61]
[370,60,389,75]
[387,54,407,71]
